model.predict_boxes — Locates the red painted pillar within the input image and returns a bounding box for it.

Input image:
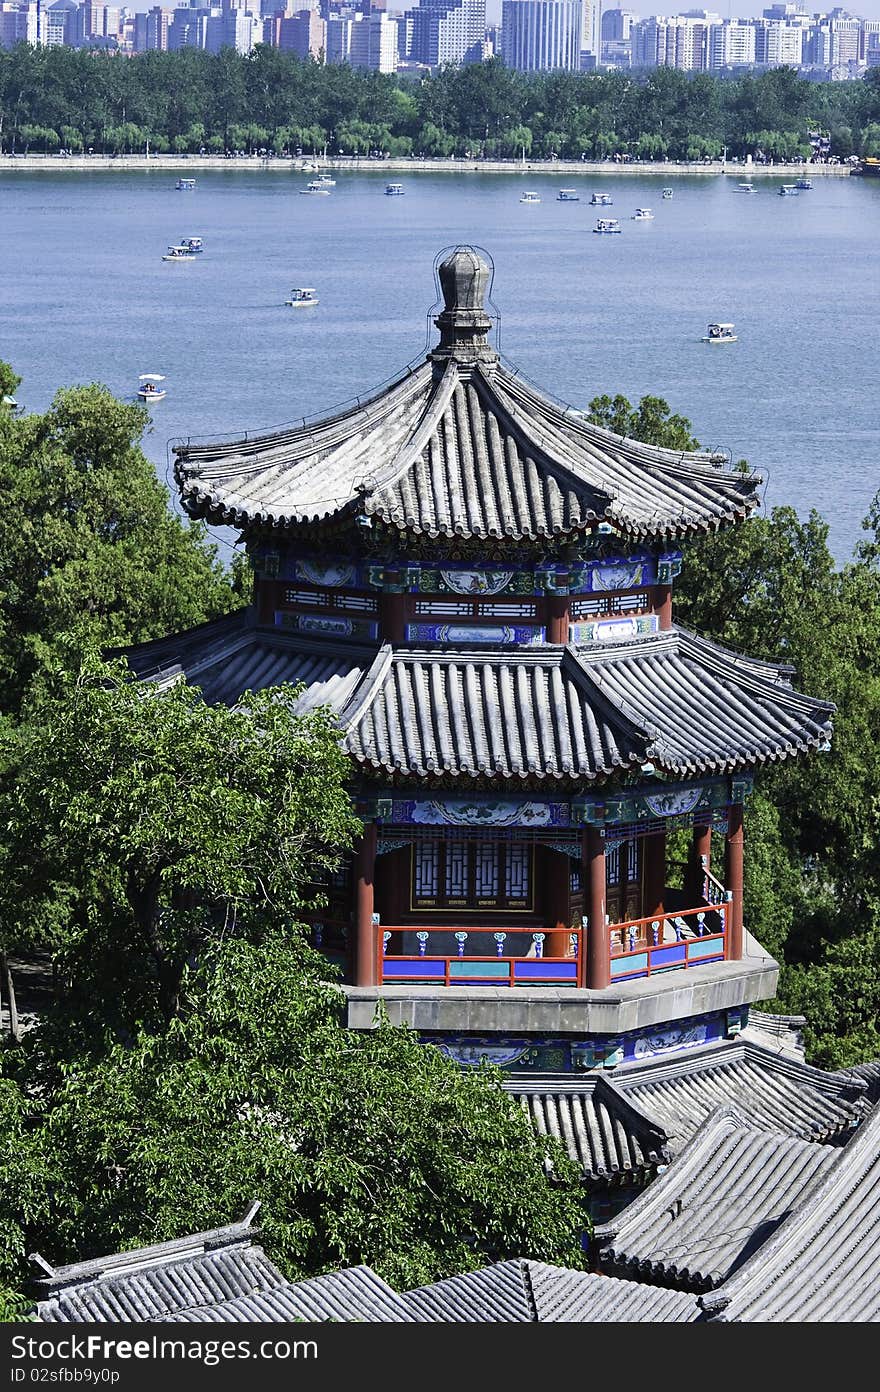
[692,822,712,901]
[656,584,672,631]
[643,830,666,918]
[724,804,744,961]
[584,826,609,989]
[543,845,571,958]
[355,822,378,987]
[379,592,406,643]
[546,595,570,645]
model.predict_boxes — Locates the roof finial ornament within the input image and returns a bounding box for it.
[430,245,498,368]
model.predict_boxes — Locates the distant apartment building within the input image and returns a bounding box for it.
[43,0,78,45]
[500,0,583,71]
[0,0,38,45]
[277,7,326,57]
[333,9,396,69]
[410,0,485,67]
[631,12,719,70]
[707,18,756,69]
[752,17,807,66]
[601,6,635,42]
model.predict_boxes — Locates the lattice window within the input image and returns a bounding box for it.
[414,841,439,899]
[445,840,468,901]
[611,593,649,614]
[475,843,500,898]
[505,844,531,900]
[334,594,378,613]
[286,587,330,607]
[607,843,621,887]
[481,601,537,618]
[571,596,608,618]
[415,599,474,616]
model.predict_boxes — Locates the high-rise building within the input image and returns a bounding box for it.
[346,9,398,70]
[500,0,582,72]
[411,0,485,68]
[278,7,326,57]
[631,12,717,71]
[0,0,38,46]
[707,19,756,70]
[752,17,807,67]
[43,0,79,46]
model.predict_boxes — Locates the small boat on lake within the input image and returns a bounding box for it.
[520,190,541,203]
[300,180,331,195]
[662,187,673,199]
[631,207,654,220]
[137,373,166,400]
[779,183,799,196]
[180,236,203,253]
[593,217,622,234]
[795,177,813,190]
[557,188,579,201]
[736,181,756,193]
[175,178,195,191]
[162,244,196,261]
[285,287,319,307]
[385,182,405,195]
[590,191,613,205]
[701,322,737,344]
[312,173,335,187]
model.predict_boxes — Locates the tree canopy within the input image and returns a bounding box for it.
[0,369,244,714]
[2,46,880,161]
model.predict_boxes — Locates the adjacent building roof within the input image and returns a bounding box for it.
[614,1040,868,1149]
[123,613,833,785]
[700,1102,880,1322]
[594,1106,838,1292]
[165,1266,415,1323]
[174,249,760,544]
[507,1075,670,1184]
[402,1259,699,1323]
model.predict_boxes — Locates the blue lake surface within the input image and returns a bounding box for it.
[2,167,878,564]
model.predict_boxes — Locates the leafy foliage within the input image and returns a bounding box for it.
[1,939,589,1297]
[1,47,880,160]
[0,657,360,1026]
[0,368,243,714]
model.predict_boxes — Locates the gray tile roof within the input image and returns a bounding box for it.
[174,354,760,544]
[34,1214,286,1323]
[166,1266,415,1323]
[122,614,833,785]
[843,1057,880,1107]
[595,1105,837,1291]
[403,1259,700,1322]
[614,1041,868,1149]
[506,1075,670,1183]
[700,1102,880,1321]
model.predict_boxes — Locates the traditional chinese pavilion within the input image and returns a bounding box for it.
[127,246,834,1072]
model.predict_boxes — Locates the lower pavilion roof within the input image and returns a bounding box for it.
[594,1105,838,1292]
[122,612,834,784]
[699,1101,880,1322]
[504,1041,868,1183]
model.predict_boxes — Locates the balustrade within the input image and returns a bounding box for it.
[377,924,582,986]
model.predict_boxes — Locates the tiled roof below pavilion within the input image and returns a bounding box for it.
[614,1041,868,1149]
[122,614,833,785]
[174,356,760,543]
[506,1075,670,1183]
[594,1106,838,1292]
[402,1260,699,1322]
[700,1102,880,1322]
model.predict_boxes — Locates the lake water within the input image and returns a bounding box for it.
[2,167,879,564]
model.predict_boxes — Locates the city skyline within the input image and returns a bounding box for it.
[105,1,880,24]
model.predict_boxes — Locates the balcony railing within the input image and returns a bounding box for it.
[609,903,727,982]
[378,925,582,987]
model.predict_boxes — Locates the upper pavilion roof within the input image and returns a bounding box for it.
[174,248,760,543]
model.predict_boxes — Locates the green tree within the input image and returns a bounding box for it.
[1,937,590,1303]
[0,658,360,1026]
[586,393,700,451]
[0,373,242,712]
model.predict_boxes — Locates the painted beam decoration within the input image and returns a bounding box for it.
[253,549,683,596]
[368,775,752,830]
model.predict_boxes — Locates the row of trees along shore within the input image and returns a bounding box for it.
[1,366,880,1315]
[3,46,880,160]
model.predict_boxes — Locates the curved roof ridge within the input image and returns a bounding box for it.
[561,644,654,755]
[362,358,462,498]
[699,1101,880,1320]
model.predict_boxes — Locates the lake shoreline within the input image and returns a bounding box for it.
[0,153,853,177]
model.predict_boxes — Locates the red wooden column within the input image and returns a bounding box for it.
[643,830,666,918]
[542,846,571,958]
[355,821,378,987]
[379,592,406,642]
[724,803,744,961]
[692,822,712,900]
[546,595,570,645]
[656,584,673,631]
[583,826,609,989]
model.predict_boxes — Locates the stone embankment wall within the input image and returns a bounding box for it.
[0,154,853,177]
